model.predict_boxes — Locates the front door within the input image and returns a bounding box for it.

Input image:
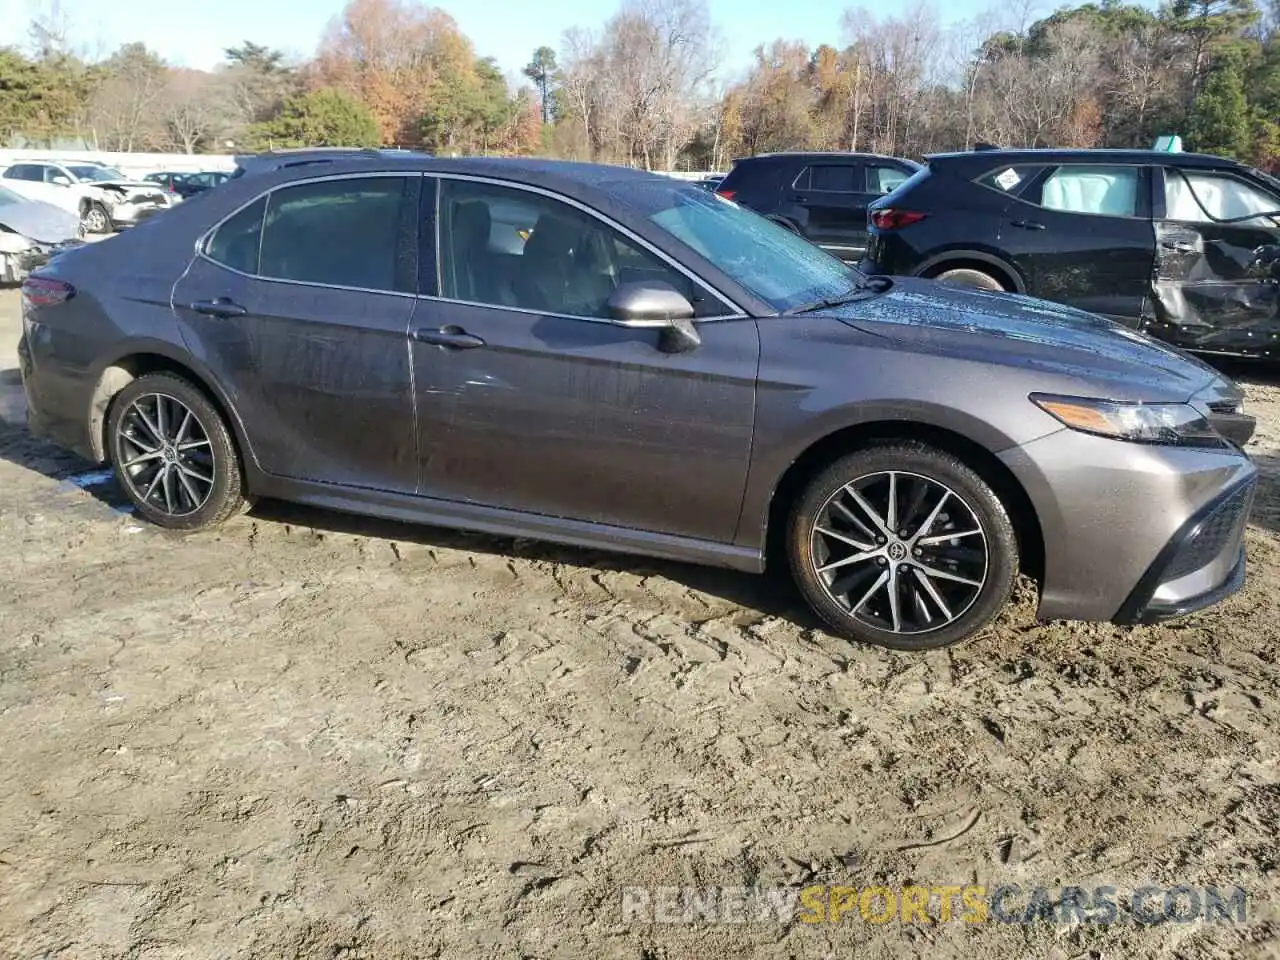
[1150,165,1280,353]
[409,176,760,543]
[999,163,1155,323]
[171,174,422,493]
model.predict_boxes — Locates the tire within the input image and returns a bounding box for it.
[932,267,1005,291]
[787,442,1018,651]
[81,201,111,235]
[106,373,246,531]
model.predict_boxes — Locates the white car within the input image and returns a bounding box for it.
[0,183,83,283]
[0,159,173,234]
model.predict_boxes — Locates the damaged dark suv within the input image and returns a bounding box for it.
[861,148,1280,357]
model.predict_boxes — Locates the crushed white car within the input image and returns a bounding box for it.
[0,184,83,283]
[0,159,173,234]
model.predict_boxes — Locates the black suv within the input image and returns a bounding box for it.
[716,152,920,261]
[861,148,1280,357]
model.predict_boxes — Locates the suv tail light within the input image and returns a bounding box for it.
[21,276,75,308]
[870,208,927,230]
[716,188,736,200]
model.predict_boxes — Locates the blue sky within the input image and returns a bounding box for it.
[7,0,1064,84]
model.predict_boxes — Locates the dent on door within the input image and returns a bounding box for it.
[1149,221,1280,354]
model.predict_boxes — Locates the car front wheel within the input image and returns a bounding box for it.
[787,443,1018,650]
[81,201,110,235]
[107,373,246,530]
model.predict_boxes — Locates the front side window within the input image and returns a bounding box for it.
[1164,168,1280,228]
[204,195,267,275]
[436,178,721,319]
[796,164,860,193]
[646,186,860,312]
[1038,164,1140,217]
[258,176,415,292]
[867,164,910,195]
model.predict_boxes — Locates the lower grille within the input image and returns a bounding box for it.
[1162,482,1254,580]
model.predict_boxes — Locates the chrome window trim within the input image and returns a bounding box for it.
[193,167,753,318]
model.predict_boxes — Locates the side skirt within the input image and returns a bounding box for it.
[250,474,766,574]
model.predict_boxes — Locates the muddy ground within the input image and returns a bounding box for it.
[0,286,1277,960]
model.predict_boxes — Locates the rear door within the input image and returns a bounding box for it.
[2,163,66,209]
[999,162,1155,322]
[171,173,422,493]
[1151,165,1280,353]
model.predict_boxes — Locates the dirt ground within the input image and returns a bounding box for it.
[1,286,1278,960]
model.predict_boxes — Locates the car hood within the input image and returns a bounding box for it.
[829,278,1232,403]
[0,198,80,243]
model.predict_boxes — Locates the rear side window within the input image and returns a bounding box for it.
[1039,165,1140,218]
[258,176,416,292]
[205,196,267,275]
[795,164,860,193]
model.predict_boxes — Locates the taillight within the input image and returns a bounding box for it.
[870,208,927,230]
[21,276,75,308]
[717,188,737,200]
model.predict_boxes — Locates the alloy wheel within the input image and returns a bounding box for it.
[83,206,108,234]
[115,393,215,517]
[808,470,989,635]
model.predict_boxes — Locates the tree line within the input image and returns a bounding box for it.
[2,0,1278,170]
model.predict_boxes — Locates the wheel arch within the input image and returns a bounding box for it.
[88,347,258,484]
[763,420,1045,588]
[914,250,1025,294]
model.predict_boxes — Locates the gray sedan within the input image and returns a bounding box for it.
[16,156,1258,649]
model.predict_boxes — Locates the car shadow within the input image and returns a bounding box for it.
[0,404,815,626]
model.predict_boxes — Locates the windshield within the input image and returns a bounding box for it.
[646,188,860,312]
[69,165,127,182]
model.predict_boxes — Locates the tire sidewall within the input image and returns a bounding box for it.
[787,443,1018,651]
[933,268,1003,292]
[107,374,241,531]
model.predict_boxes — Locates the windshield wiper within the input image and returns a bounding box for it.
[782,275,894,315]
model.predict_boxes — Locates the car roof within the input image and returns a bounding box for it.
[925,147,1247,169]
[734,151,916,164]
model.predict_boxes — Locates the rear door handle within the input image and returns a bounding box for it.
[414,325,486,349]
[1162,239,1197,253]
[1010,219,1046,231]
[190,298,246,317]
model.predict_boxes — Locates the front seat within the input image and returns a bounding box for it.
[516,213,612,316]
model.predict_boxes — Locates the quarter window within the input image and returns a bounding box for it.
[437,179,722,319]
[1039,165,1140,217]
[976,165,1043,196]
[258,176,415,292]
[1164,169,1280,228]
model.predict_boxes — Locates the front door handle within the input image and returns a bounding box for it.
[1010,219,1046,231]
[190,297,246,318]
[1161,239,1197,254]
[414,325,485,349]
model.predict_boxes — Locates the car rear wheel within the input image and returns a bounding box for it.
[787,443,1018,650]
[107,373,246,531]
[82,202,110,235]
[932,267,1004,291]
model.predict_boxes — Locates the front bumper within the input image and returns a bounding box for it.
[109,199,169,227]
[1113,476,1255,624]
[999,428,1258,624]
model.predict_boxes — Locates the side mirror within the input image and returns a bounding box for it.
[606,281,701,354]
[50,175,71,186]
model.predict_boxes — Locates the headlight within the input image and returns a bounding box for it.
[1029,393,1226,447]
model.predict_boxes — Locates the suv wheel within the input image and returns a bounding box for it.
[933,267,1004,291]
[81,202,110,235]
[107,373,246,531]
[787,443,1018,650]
